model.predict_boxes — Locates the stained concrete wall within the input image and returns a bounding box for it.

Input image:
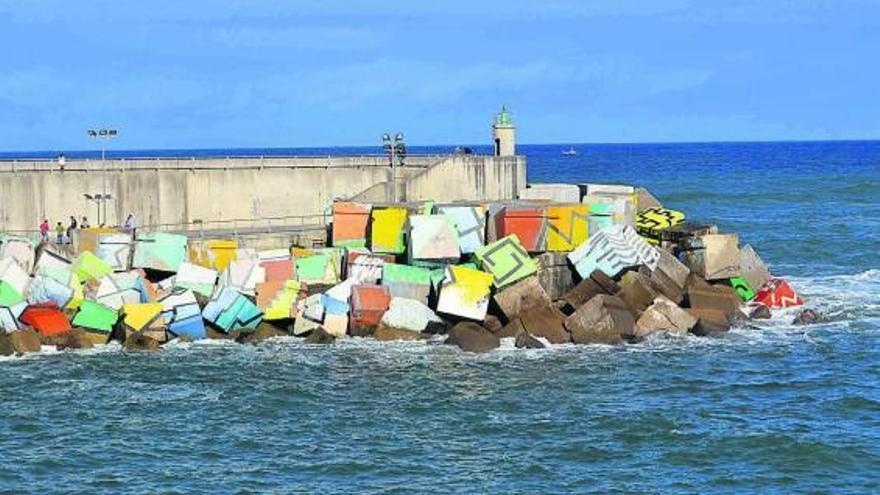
[405,155,525,202]
[0,154,525,233]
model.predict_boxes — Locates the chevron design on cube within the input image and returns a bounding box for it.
[348,253,388,284]
[546,204,590,252]
[568,225,660,279]
[202,287,263,333]
[636,207,686,245]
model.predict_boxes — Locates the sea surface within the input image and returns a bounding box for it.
[1,142,878,494]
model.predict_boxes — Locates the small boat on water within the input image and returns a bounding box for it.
[562,147,578,156]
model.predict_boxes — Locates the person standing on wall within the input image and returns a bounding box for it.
[54,222,65,245]
[39,219,50,243]
[66,216,78,244]
[124,213,138,238]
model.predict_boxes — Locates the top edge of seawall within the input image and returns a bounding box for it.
[0,154,524,173]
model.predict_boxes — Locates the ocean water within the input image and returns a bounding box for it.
[1,142,878,494]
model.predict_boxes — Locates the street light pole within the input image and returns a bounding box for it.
[88,128,118,226]
[101,138,106,226]
[382,132,406,203]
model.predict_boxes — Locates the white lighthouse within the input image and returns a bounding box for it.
[492,105,516,157]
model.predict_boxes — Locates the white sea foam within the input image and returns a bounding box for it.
[786,268,880,322]
[1,270,875,365]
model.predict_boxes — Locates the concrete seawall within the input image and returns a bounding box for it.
[0,154,525,233]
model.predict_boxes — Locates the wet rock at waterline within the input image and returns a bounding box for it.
[444,322,500,353]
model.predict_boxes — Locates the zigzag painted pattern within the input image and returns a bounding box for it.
[568,225,659,278]
[772,293,803,308]
[203,287,262,332]
[439,206,485,245]
[546,205,589,251]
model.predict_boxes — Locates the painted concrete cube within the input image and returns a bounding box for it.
[202,287,262,334]
[635,207,686,245]
[437,204,487,254]
[133,232,188,272]
[160,289,206,340]
[493,205,548,253]
[408,214,460,262]
[475,235,537,288]
[436,265,494,321]
[568,224,659,279]
[370,207,408,254]
[332,201,372,248]
[546,204,589,252]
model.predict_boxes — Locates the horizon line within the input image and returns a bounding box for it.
[0,137,878,155]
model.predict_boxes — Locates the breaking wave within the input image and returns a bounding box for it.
[1,269,876,365]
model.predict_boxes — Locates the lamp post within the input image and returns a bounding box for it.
[83,194,103,226]
[381,132,406,202]
[87,128,118,225]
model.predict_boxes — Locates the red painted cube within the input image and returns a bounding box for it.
[20,303,72,337]
[350,284,392,335]
[754,278,804,309]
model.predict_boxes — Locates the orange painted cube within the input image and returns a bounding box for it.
[332,202,372,248]
[494,206,547,253]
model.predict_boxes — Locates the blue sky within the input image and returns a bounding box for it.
[0,0,878,150]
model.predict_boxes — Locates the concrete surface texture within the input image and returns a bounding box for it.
[0,154,525,233]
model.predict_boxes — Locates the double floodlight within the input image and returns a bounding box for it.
[87,128,118,138]
[381,132,405,143]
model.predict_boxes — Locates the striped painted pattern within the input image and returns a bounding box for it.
[568,225,660,279]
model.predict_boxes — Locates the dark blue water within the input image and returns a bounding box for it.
[2,142,878,493]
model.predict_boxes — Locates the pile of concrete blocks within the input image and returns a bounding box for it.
[0,183,806,356]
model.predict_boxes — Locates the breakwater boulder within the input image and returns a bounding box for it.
[445,322,500,353]
[0,182,807,356]
[0,328,42,355]
[305,327,336,344]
